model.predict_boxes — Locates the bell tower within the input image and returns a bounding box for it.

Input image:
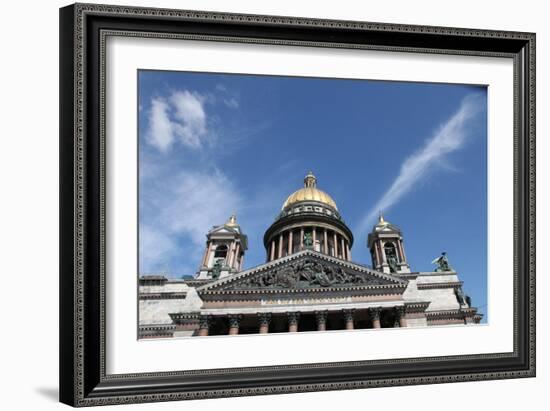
[196,215,248,280]
[367,214,410,274]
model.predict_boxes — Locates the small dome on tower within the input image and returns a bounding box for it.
[377,213,389,226]
[282,172,338,210]
[225,214,239,227]
[372,213,400,233]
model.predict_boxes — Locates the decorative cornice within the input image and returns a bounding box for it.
[403,302,431,313]
[415,271,458,276]
[201,283,406,297]
[139,292,188,300]
[473,314,484,324]
[416,281,463,290]
[183,279,215,287]
[426,308,478,321]
[139,276,168,286]
[169,312,200,325]
[138,324,176,337]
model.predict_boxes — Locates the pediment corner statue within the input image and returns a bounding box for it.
[432,251,453,272]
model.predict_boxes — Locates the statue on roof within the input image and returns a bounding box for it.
[432,252,452,272]
[454,285,468,306]
[303,231,313,248]
[211,259,222,279]
[387,254,398,273]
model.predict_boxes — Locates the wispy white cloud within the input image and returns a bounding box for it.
[223,97,239,109]
[147,97,174,153]
[159,170,242,245]
[140,168,242,275]
[145,90,213,152]
[357,93,484,234]
[214,83,239,108]
[170,90,208,148]
[140,85,249,276]
[146,88,241,153]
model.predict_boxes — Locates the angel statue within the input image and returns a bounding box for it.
[211,259,222,279]
[431,252,452,272]
[303,231,313,248]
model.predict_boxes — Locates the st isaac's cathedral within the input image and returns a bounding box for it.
[139,172,482,338]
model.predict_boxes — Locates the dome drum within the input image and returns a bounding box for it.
[276,200,343,222]
[264,224,353,262]
[263,212,353,249]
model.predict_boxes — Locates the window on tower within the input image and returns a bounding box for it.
[214,244,228,260]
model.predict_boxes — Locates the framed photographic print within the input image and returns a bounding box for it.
[59,3,536,407]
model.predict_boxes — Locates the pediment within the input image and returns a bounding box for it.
[377,223,400,233]
[197,250,407,294]
[209,226,235,234]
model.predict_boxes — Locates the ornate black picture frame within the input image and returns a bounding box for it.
[59,3,535,407]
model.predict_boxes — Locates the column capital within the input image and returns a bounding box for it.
[315,310,328,324]
[369,307,382,321]
[393,316,401,327]
[342,309,355,322]
[395,306,408,327]
[287,312,300,325]
[395,306,407,318]
[199,315,211,329]
[228,314,242,328]
[343,309,355,330]
[315,310,328,331]
[257,312,272,326]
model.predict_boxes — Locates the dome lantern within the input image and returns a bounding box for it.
[304,171,317,188]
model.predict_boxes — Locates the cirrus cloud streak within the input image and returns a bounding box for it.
[357,93,485,234]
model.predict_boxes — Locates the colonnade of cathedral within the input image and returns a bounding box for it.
[267,227,352,262]
[195,306,408,336]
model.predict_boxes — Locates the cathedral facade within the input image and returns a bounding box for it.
[139,172,482,339]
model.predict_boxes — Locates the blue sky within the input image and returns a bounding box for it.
[138,70,488,320]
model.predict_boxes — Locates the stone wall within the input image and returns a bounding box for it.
[403,271,462,312]
[139,283,203,325]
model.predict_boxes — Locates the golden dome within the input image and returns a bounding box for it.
[282,172,338,211]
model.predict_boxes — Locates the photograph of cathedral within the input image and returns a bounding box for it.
[138,70,487,339]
